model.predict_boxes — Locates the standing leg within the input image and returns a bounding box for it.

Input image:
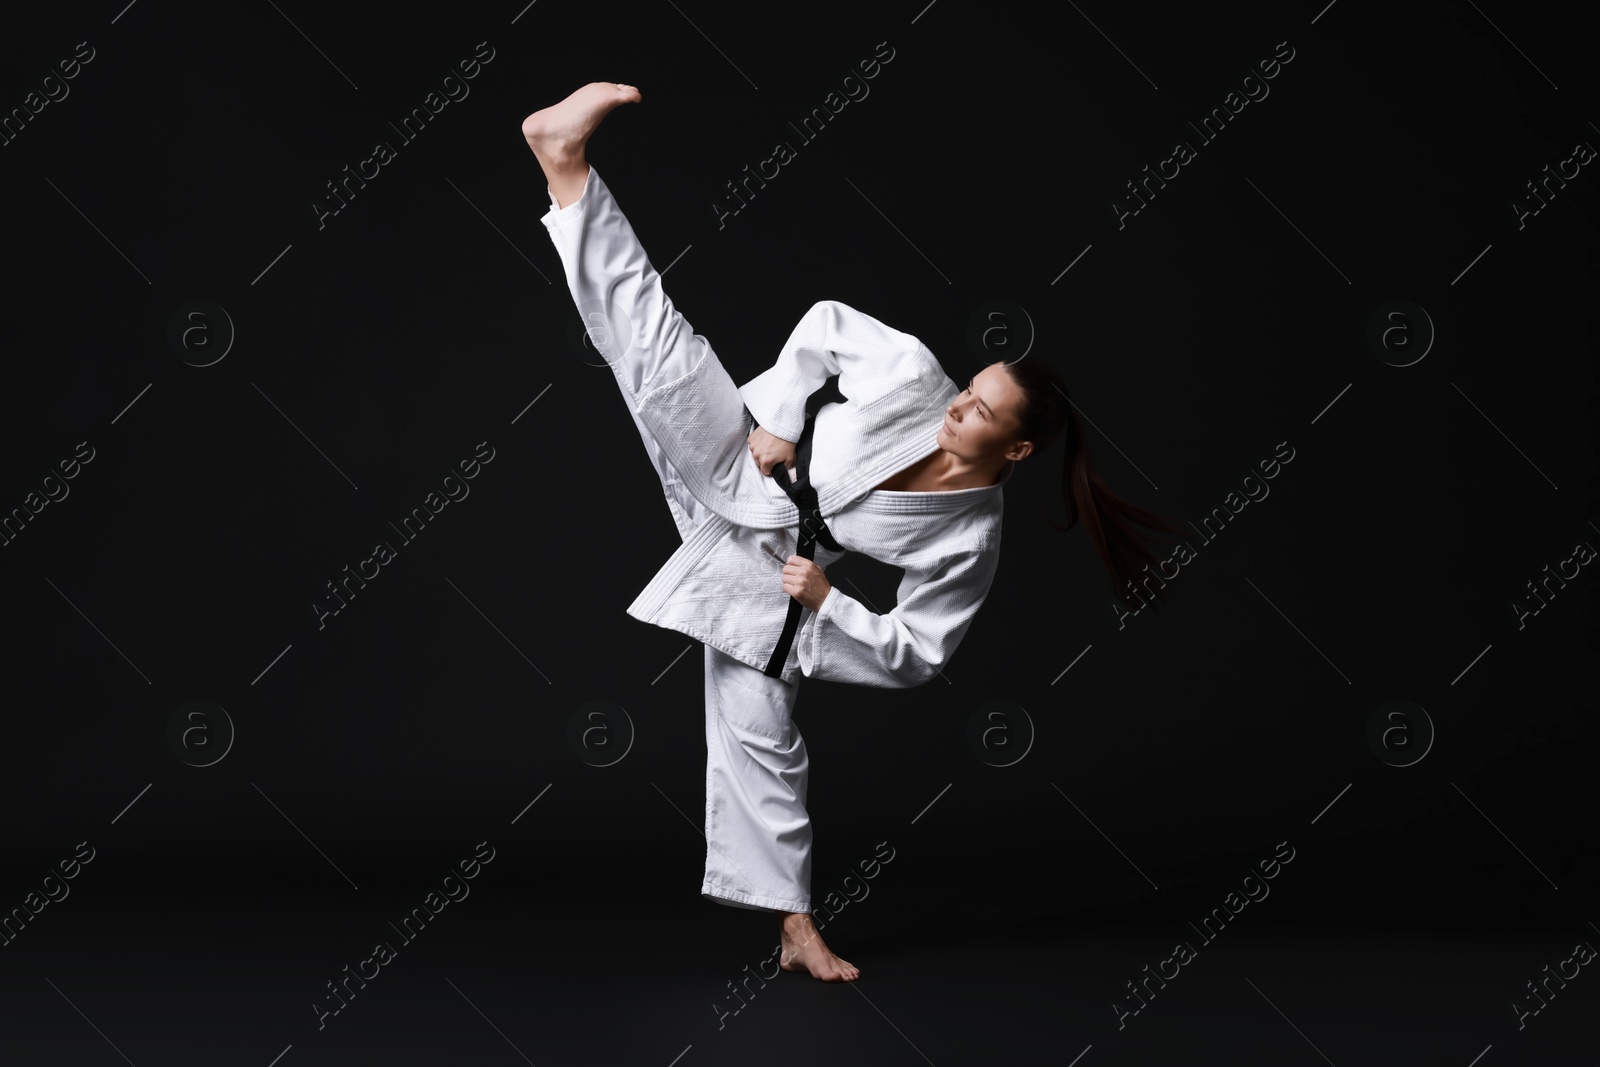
[702,645,860,982]
[701,644,811,912]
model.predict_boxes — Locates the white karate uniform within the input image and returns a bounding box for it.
[540,165,1010,913]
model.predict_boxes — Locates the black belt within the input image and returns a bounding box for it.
[752,373,847,678]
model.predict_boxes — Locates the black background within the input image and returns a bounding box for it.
[0,0,1595,1064]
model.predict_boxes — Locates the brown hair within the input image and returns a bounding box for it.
[1001,358,1187,611]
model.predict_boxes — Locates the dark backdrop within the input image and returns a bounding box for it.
[1,1,1595,1064]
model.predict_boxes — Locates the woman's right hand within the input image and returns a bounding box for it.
[747,425,797,477]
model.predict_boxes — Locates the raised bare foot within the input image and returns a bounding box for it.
[522,82,640,206]
[778,911,860,982]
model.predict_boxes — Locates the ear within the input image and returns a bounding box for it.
[1006,440,1034,462]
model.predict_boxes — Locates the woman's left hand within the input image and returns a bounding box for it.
[781,555,832,612]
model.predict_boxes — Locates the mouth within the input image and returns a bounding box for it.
[942,417,955,436]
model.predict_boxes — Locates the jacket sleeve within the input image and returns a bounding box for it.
[738,299,926,443]
[796,541,1001,688]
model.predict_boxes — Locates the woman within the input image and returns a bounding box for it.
[524,83,1180,983]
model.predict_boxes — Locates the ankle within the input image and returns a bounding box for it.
[545,165,589,209]
[540,146,586,172]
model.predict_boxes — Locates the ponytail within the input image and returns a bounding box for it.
[1002,359,1187,611]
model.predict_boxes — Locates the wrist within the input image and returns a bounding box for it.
[813,583,832,613]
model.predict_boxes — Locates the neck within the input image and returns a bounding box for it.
[936,448,1005,489]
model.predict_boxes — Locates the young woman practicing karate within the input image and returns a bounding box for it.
[523,82,1179,982]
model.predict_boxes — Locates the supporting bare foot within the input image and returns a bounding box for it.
[778,911,860,982]
[521,81,641,208]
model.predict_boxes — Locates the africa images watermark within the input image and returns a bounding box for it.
[710,839,896,1031]
[0,40,96,150]
[1112,840,1297,1030]
[312,440,497,630]
[311,840,496,1030]
[711,40,897,230]
[1114,440,1297,629]
[311,41,497,231]
[0,840,97,949]
[1508,528,1595,630]
[0,439,96,549]
[1509,135,1595,231]
[1111,40,1297,230]
[1509,931,1595,1032]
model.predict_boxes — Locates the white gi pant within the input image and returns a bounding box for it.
[540,165,813,914]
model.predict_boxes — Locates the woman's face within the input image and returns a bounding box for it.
[936,363,1033,462]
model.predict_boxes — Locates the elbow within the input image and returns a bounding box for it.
[890,632,954,687]
[905,655,943,688]
[808,299,852,326]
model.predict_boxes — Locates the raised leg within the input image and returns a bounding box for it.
[527,85,784,534]
[525,84,714,539]
[523,81,639,209]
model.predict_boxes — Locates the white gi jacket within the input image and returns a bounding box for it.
[625,300,1012,688]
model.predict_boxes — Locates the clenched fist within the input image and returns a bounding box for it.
[748,425,797,477]
[781,555,832,612]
